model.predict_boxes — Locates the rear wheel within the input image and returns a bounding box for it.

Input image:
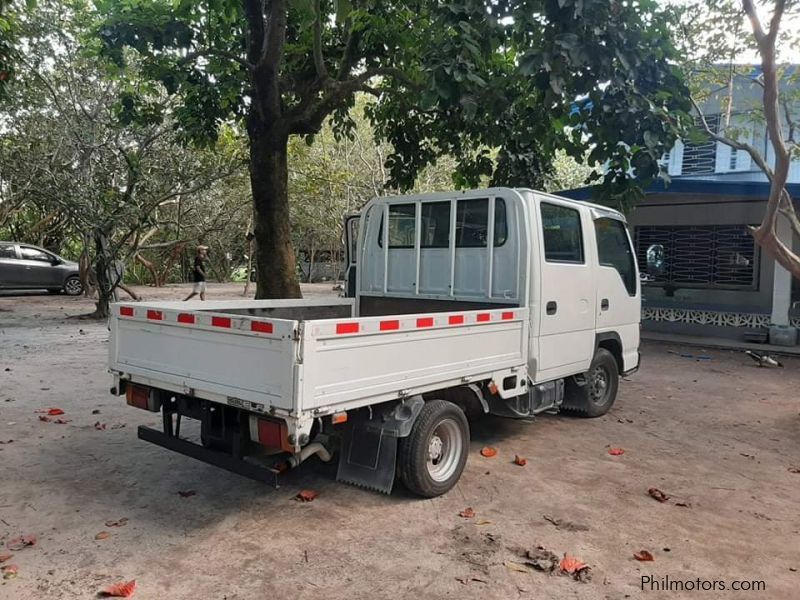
[398,400,469,498]
[562,348,619,417]
[63,276,83,296]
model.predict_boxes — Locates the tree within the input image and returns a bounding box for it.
[96,0,692,299]
[677,0,800,281]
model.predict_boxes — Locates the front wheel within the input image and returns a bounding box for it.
[397,400,469,498]
[562,348,619,417]
[63,276,83,296]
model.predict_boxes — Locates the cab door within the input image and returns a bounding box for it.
[343,214,359,297]
[18,246,61,288]
[593,216,641,371]
[534,198,596,382]
[0,244,25,286]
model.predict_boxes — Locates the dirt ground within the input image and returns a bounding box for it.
[1,283,799,599]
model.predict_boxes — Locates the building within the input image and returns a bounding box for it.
[563,67,800,344]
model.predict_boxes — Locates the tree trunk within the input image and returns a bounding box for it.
[92,230,113,319]
[249,125,301,299]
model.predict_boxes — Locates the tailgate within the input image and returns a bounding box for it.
[109,303,298,411]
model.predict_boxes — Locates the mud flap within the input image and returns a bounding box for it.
[336,425,397,495]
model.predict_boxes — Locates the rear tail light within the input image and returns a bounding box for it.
[249,416,292,452]
[125,384,160,412]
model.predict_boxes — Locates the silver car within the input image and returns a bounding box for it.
[0,242,83,295]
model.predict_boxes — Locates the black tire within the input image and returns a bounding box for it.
[398,400,469,498]
[561,348,619,418]
[63,276,83,296]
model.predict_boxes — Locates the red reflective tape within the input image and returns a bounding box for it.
[502,312,515,320]
[211,316,232,328]
[251,320,274,334]
[177,313,195,324]
[448,315,465,325]
[379,320,400,331]
[477,313,491,322]
[119,306,134,317]
[416,317,434,328]
[146,310,163,321]
[336,322,359,334]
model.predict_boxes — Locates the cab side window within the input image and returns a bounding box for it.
[540,203,584,263]
[595,218,637,295]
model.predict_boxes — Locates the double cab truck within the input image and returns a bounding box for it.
[108,188,640,496]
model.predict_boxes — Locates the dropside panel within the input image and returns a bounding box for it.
[299,307,529,411]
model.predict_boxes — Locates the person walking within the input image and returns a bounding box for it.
[183,245,208,301]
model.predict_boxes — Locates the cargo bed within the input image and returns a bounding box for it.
[109,298,529,428]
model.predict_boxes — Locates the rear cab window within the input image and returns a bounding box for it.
[540,202,584,263]
[0,245,17,259]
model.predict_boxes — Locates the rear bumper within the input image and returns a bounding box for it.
[138,425,281,487]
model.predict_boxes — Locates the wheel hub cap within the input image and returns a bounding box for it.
[428,435,443,461]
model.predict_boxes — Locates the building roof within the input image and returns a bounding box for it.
[559,175,800,201]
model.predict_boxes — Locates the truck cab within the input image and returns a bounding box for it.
[348,187,639,389]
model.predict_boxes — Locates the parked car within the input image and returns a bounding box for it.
[0,242,83,295]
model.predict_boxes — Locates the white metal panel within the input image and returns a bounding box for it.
[109,303,299,410]
[298,308,529,411]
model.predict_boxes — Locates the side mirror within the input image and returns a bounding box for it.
[50,257,62,265]
[645,244,665,277]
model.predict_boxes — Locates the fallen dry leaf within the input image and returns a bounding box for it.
[6,535,36,551]
[634,550,655,561]
[476,519,492,526]
[54,418,71,424]
[0,553,12,563]
[505,561,530,573]
[177,490,196,498]
[513,455,527,466]
[1,564,18,579]
[101,580,136,598]
[648,487,670,503]
[38,415,51,422]
[296,490,318,502]
[524,546,560,573]
[789,467,800,474]
[608,447,625,456]
[94,422,107,430]
[675,502,692,508]
[47,408,65,416]
[480,447,497,458]
[95,531,111,540]
[458,507,476,518]
[104,518,129,528]
[559,555,588,574]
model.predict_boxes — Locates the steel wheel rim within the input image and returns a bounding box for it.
[426,418,463,483]
[65,278,82,294]
[589,365,610,405]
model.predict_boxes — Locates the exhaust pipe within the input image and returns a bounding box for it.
[287,441,333,468]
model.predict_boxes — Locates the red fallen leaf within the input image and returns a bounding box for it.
[480,447,497,458]
[295,490,318,502]
[177,490,196,498]
[38,415,51,422]
[633,550,655,561]
[458,507,476,518]
[2,564,18,579]
[648,487,670,503]
[559,555,588,574]
[104,518,129,528]
[6,535,36,551]
[514,455,527,466]
[94,422,107,430]
[608,447,625,456]
[0,553,12,563]
[95,531,111,540]
[47,408,65,416]
[101,580,136,598]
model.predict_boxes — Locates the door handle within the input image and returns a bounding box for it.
[601,298,609,311]
[546,301,557,315]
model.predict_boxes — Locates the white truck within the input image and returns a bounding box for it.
[108,187,640,496]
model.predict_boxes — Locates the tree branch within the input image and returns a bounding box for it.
[312,0,329,83]
[180,48,254,71]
